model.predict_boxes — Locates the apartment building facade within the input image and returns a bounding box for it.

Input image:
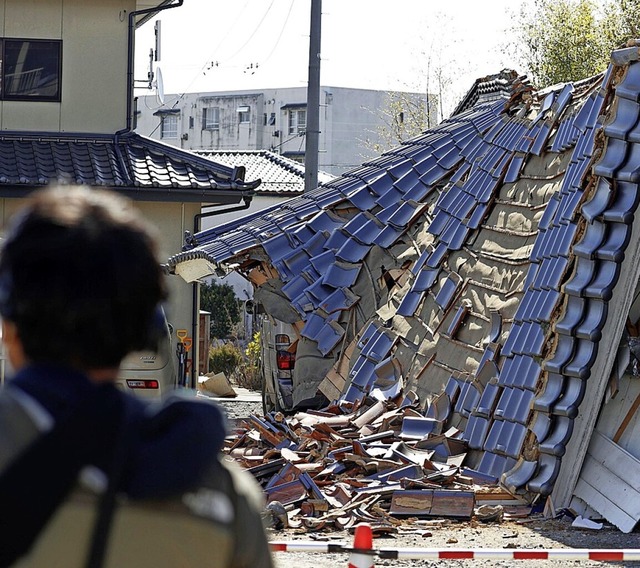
[135,86,436,176]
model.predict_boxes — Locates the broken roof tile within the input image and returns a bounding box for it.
[602,180,639,223]
[615,61,640,101]
[603,96,640,140]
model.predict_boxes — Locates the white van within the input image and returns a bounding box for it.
[260,317,296,413]
[116,311,177,399]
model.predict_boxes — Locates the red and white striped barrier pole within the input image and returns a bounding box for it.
[378,548,640,561]
[270,541,348,553]
[270,542,640,562]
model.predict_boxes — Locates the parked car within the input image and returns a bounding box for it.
[260,316,296,413]
[116,309,176,399]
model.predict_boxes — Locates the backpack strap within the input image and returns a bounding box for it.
[84,399,133,568]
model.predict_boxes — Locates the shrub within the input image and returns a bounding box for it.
[209,342,242,377]
[235,332,262,391]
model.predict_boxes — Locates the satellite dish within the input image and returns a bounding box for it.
[154,66,165,105]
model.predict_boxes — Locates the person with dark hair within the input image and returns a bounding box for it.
[0,186,273,568]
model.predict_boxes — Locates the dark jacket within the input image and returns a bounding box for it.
[0,364,273,568]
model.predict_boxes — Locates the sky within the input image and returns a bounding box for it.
[134,0,531,116]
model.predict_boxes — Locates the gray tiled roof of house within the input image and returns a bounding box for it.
[195,150,334,196]
[167,47,640,505]
[0,130,259,202]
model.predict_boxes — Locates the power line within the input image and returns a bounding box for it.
[259,0,295,67]
[215,0,276,64]
[181,0,251,93]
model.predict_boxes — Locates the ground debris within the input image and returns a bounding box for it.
[223,396,531,532]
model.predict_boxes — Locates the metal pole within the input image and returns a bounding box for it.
[305,0,321,193]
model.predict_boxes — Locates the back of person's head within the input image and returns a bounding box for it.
[0,185,167,370]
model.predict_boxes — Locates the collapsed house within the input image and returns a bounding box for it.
[168,43,640,532]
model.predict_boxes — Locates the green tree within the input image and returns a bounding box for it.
[200,281,241,339]
[600,0,640,49]
[517,0,640,88]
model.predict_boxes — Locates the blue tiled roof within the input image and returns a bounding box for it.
[167,54,640,502]
[0,131,259,201]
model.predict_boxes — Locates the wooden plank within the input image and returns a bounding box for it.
[592,376,640,455]
[573,477,636,533]
[247,267,268,286]
[317,379,341,402]
[570,431,640,532]
[390,490,434,515]
[579,454,640,518]
[390,489,474,518]
[589,430,640,488]
[430,490,475,518]
[318,335,357,400]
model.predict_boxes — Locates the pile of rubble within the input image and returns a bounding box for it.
[224,393,534,533]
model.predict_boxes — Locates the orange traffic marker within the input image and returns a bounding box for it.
[348,523,374,568]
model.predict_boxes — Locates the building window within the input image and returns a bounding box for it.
[203,107,219,130]
[283,151,304,164]
[237,105,250,123]
[1,39,62,101]
[288,109,306,135]
[161,115,178,138]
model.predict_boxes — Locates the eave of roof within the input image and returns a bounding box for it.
[280,102,308,110]
[0,130,259,204]
[135,0,176,27]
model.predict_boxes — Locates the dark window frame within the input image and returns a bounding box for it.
[1,38,62,102]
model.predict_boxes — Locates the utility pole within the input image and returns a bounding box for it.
[305,0,321,193]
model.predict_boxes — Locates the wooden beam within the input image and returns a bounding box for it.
[613,391,640,444]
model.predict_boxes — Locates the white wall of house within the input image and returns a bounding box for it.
[0,0,132,133]
[200,194,287,232]
[136,200,201,335]
[136,85,435,177]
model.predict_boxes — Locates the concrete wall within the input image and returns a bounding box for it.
[0,0,131,133]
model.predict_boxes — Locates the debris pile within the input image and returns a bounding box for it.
[224,393,532,532]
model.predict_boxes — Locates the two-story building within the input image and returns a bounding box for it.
[0,0,259,390]
[135,86,437,176]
